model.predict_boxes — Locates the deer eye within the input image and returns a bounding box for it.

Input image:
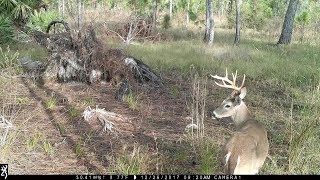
[224,104,231,108]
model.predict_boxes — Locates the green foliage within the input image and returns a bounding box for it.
[296,11,310,24]
[26,134,40,151]
[169,85,179,98]
[268,0,289,16]
[162,14,171,29]
[68,106,81,118]
[188,10,197,22]
[42,141,54,156]
[127,0,150,15]
[308,0,320,23]
[11,1,32,23]
[0,0,44,26]
[123,93,139,110]
[177,0,188,9]
[81,97,96,107]
[26,10,59,32]
[75,141,85,158]
[227,0,274,30]
[0,0,16,15]
[0,16,14,44]
[57,123,66,136]
[45,96,57,110]
[198,140,218,174]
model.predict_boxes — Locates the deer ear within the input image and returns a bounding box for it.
[239,87,247,99]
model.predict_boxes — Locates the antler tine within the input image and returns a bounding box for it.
[240,74,246,89]
[210,68,235,89]
[211,69,246,91]
[213,80,234,89]
[232,70,238,86]
[225,68,228,79]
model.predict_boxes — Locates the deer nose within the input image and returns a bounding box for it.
[212,111,217,119]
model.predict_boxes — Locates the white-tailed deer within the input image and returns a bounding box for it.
[211,69,269,175]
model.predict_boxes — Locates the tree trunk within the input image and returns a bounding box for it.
[277,0,299,45]
[58,0,65,17]
[195,0,202,14]
[62,0,65,17]
[204,0,214,45]
[169,0,173,18]
[218,0,222,20]
[252,0,257,30]
[299,23,305,43]
[187,0,190,24]
[77,0,82,29]
[234,0,241,45]
[152,0,158,32]
[58,0,61,15]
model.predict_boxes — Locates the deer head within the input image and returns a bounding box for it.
[211,69,248,124]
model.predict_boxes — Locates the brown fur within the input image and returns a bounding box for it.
[224,119,268,174]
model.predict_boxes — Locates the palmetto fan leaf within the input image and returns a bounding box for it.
[0,0,17,14]
[11,1,32,21]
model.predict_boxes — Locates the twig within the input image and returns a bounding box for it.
[267,154,277,167]
[0,115,14,146]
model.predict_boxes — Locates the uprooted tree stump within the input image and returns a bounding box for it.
[31,20,162,101]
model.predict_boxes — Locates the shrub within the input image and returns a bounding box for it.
[162,14,171,29]
[26,10,60,32]
[0,16,14,44]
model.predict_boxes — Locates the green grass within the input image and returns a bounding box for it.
[26,133,54,156]
[57,123,66,136]
[81,97,96,107]
[68,106,81,119]
[127,29,320,88]
[75,141,85,158]
[1,42,48,63]
[123,93,140,110]
[198,139,219,174]
[45,96,57,110]
[26,133,41,151]
[169,85,180,98]
[0,46,22,74]
[111,144,155,175]
[42,141,54,156]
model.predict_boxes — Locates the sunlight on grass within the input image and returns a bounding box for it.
[45,96,57,110]
[42,141,54,156]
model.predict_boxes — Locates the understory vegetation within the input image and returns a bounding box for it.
[0,0,320,175]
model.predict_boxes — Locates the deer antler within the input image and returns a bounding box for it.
[210,68,246,91]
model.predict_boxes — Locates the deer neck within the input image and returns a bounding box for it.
[231,102,251,127]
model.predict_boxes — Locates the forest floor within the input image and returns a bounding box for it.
[1,73,230,174]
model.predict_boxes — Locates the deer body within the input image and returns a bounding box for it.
[211,69,269,175]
